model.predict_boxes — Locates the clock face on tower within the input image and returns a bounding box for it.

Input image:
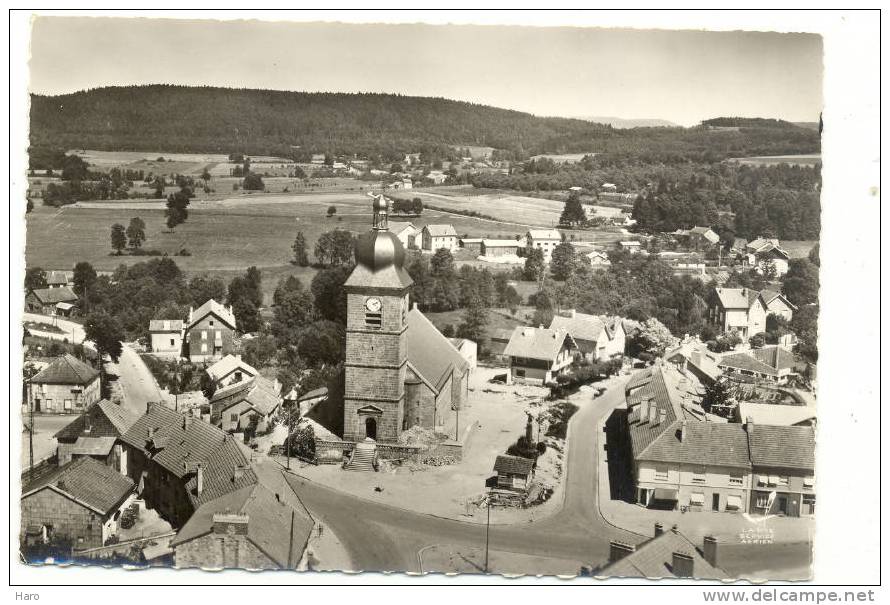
[365,297,382,313]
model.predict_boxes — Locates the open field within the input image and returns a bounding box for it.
[727,154,821,166]
[779,240,818,259]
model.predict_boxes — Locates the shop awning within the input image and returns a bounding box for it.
[768,475,781,486]
[726,495,743,510]
[653,488,678,501]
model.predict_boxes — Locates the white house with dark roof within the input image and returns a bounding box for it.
[746,238,791,277]
[149,319,184,357]
[503,326,577,384]
[388,221,419,250]
[708,287,767,338]
[525,229,562,262]
[747,424,816,517]
[205,354,258,389]
[549,310,625,362]
[718,345,798,385]
[759,290,797,322]
[420,224,459,252]
[210,375,281,433]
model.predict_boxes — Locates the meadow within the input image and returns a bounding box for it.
[727,154,821,166]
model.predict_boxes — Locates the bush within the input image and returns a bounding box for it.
[545,401,579,439]
[176,248,192,257]
[506,435,542,461]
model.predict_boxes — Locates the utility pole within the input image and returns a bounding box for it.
[484,489,491,574]
[28,399,34,484]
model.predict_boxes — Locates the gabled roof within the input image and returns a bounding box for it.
[187,299,236,330]
[423,224,458,237]
[388,221,417,236]
[503,326,576,362]
[297,386,328,402]
[46,270,71,285]
[30,354,99,385]
[170,461,314,569]
[600,528,728,580]
[120,403,257,507]
[28,286,78,304]
[687,226,720,243]
[549,312,610,346]
[54,399,139,442]
[751,346,798,372]
[482,239,519,248]
[760,290,798,311]
[639,421,751,469]
[526,229,562,241]
[747,424,815,471]
[718,349,789,377]
[69,436,118,456]
[149,319,184,332]
[210,376,281,417]
[713,287,759,310]
[206,354,258,383]
[747,237,780,252]
[737,401,817,427]
[406,308,469,393]
[494,454,534,476]
[22,457,135,515]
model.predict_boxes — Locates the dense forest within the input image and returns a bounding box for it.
[30,85,819,163]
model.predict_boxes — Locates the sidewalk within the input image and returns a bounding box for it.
[595,413,815,545]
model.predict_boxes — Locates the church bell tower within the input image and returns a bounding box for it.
[342,194,413,443]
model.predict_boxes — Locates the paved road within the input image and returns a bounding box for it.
[286,378,812,578]
[23,313,89,347]
[286,382,640,573]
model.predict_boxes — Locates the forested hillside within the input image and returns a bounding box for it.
[30,85,820,163]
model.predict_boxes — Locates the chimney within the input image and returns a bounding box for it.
[609,540,635,563]
[233,465,246,481]
[654,522,664,537]
[703,536,719,568]
[147,427,155,439]
[745,417,754,433]
[146,400,154,414]
[413,302,419,311]
[659,409,667,425]
[680,419,688,442]
[640,399,650,423]
[569,309,576,318]
[196,464,204,496]
[648,405,658,424]
[84,417,92,433]
[183,414,191,431]
[672,551,694,578]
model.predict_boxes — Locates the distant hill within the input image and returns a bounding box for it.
[29,85,820,164]
[576,116,680,129]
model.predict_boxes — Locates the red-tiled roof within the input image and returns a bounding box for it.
[30,354,99,385]
[22,457,135,515]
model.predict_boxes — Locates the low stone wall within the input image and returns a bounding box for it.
[424,440,463,462]
[314,438,444,463]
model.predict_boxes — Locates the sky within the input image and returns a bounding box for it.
[28,16,823,126]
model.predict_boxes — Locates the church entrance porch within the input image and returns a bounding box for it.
[365,417,377,440]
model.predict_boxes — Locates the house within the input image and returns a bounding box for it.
[421,224,459,252]
[426,171,448,185]
[118,402,260,527]
[760,290,797,322]
[184,299,237,362]
[718,345,798,385]
[480,239,519,257]
[746,238,791,277]
[149,319,184,357]
[171,461,315,570]
[459,238,484,254]
[54,399,139,467]
[673,226,720,249]
[25,286,78,316]
[26,354,101,414]
[525,229,562,262]
[46,270,73,288]
[20,457,136,550]
[618,241,643,254]
[747,424,816,517]
[625,364,752,513]
[549,310,625,362]
[388,221,419,250]
[448,337,478,372]
[310,154,325,165]
[735,401,817,427]
[597,524,727,580]
[601,183,618,192]
[391,179,413,190]
[585,250,612,267]
[403,307,471,434]
[664,339,722,386]
[206,354,258,389]
[296,386,328,416]
[708,287,766,338]
[503,326,577,384]
[210,376,281,433]
[492,454,535,492]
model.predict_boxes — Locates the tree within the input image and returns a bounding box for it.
[152,176,166,198]
[314,229,354,266]
[327,205,337,218]
[782,258,820,307]
[165,190,190,232]
[243,173,265,191]
[791,304,819,363]
[25,267,47,291]
[523,248,546,282]
[297,320,345,366]
[110,224,127,254]
[227,268,263,334]
[126,217,147,249]
[457,295,489,350]
[72,261,98,300]
[201,168,212,182]
[559,192,586,226]
[291,231,310,266]
[625,318,677,358]
[188,276,227,306]
[550,241,577,281]
[808,243,820,267]
[83,311,124,362]
[310,265,351,324]
[272,287,314,348]
[702,380,734,418]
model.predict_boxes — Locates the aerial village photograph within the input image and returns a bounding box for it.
[7,8,882,596]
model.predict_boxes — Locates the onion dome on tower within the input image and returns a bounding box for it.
[344,194,414,290]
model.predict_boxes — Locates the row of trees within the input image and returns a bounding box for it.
[110,217,147,254]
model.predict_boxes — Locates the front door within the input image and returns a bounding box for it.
[712,493,720,511]
[365,417,377,440]
[777,496,788,515]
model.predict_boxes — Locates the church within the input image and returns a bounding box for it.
[341,195,470,444]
